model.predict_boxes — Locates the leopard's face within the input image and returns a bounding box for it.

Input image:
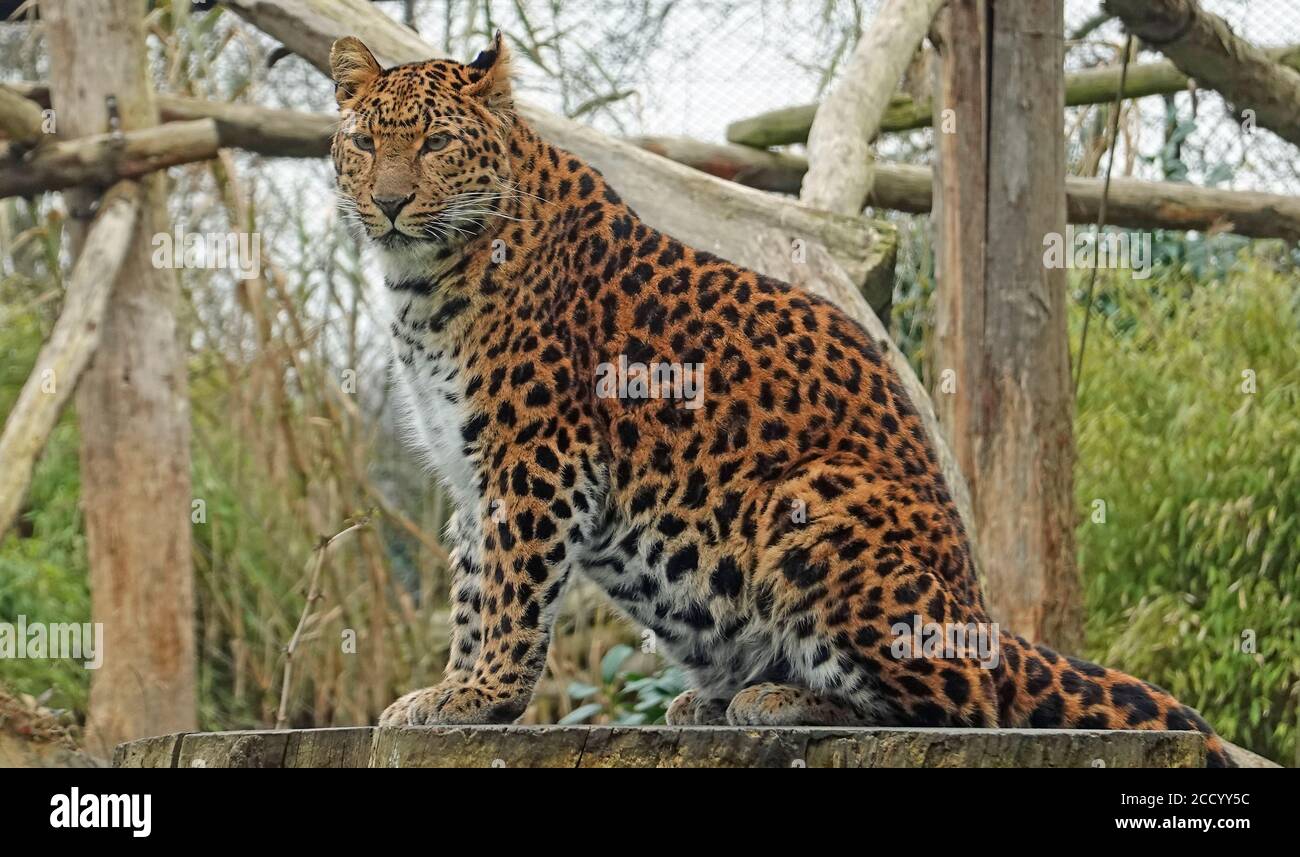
[329,35,515,251]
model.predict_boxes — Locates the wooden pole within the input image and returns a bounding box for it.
[930,0,990,605]
[11,86,1295,242]
[932,0,1083,650]
[0,182,140,544]
[44,0,198,756]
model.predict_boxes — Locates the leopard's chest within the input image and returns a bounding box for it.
[387,303,481,512]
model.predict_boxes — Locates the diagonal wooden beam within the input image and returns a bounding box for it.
[0,181,140,543]
[0,82,45,143]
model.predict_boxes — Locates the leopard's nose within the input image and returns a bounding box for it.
[374,193,414,223]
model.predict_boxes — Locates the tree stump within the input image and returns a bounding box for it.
[113,726,1210,768]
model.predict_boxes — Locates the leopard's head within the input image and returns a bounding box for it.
[329,33,515,252]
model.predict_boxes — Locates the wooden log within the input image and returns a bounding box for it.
[1106,0,1300,147]
[800,0,947,212]
[111,732,186,769]
[221,0,984,562]
[633,137,1300,244]
[0,181,140,544]
[0,118,220,199]
[45,0,199,756]
[158,96,335,158]
[930,0,989,647]
[4,83,337,159]
[725,44,1300,147]
[114,725,1216,768]
[974,0,1082,651]
[21,86,1292,244]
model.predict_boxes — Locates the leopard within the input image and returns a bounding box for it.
[328,32,1233,767]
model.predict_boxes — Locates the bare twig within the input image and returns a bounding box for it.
[276,516,370,729]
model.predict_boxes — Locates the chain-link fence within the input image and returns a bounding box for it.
[1066,0,1300,194]
[367,0,1300,196]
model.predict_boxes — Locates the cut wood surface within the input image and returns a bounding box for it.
[222,0,982,555]
[725,44,1300,147]
[1106,0,1300,147]
[114,725,1218,768]
[800,0,946,212]
[0,118,220,198]
[0,181,140,544]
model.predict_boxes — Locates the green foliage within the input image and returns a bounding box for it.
[1075,258,1300,765]
[0,299,91,716]
[560,644,685,726]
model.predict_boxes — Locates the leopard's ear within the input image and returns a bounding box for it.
[330,36,382,106]
[463,31,513,121]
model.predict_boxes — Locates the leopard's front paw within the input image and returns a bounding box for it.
[665,689,728,725]
[379,682,526,726]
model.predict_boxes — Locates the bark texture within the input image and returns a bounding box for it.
[44,0,198,757]
[113,725,1215,768]
[927,1,1084,649]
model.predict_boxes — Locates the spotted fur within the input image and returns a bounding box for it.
[330,34,1232,767]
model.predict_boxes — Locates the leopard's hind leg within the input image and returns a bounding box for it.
[752,454,1001,728]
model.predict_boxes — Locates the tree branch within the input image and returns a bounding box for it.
[0,118,220,198]
[724,43,1300,148]
[800,0,946,213]
[0,181,141,544]
[1105,0,1300,146]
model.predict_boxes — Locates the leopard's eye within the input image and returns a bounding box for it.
[422,134,452,154]
[351,133,375,152]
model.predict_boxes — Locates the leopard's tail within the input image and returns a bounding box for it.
[992,631,1234,768]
